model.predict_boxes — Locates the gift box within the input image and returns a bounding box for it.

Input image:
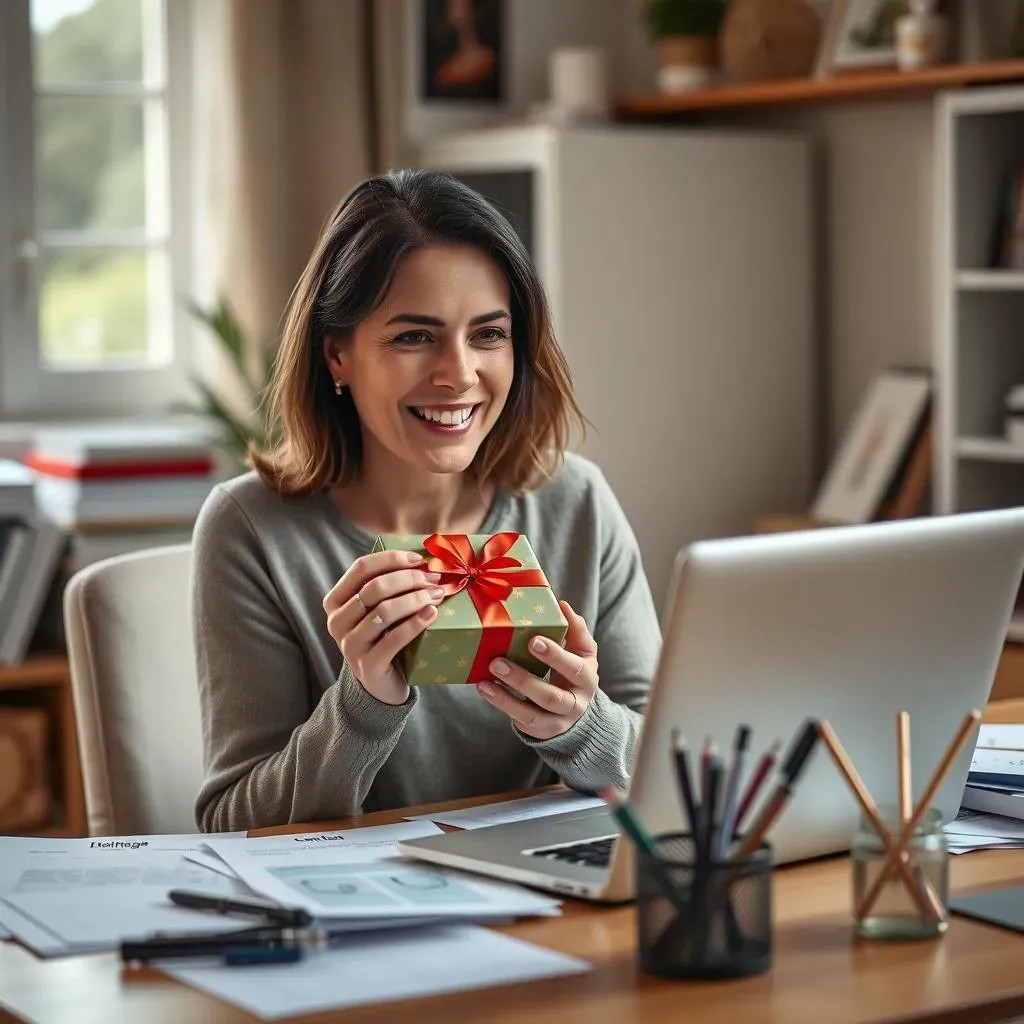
[370,532,568,685]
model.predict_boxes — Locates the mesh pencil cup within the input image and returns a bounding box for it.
[635,833,772,981]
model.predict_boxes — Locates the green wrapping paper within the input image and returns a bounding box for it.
[370,532,568,685]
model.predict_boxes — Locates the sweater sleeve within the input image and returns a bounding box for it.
[520,467,661,792]
[192,488,419,832]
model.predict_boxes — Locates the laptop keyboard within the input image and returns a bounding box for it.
[527,835,617,869]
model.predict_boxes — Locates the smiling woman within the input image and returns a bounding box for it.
[191,170,662,832]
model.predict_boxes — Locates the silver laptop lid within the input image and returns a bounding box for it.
[627,509,1024,865]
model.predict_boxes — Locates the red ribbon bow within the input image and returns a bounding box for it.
[423,532,550,683]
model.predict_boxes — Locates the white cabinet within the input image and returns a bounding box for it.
[419,125,815,607]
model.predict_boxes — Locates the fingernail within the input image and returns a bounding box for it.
[531,637,547,654]
[422,604,437,618]
[491,659,510,676]
[406,551,424,563]
[423,572,441,582]
[429,587,445,600]
[477,682,496,698]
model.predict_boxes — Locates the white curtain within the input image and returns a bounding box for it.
[193,0,406,390]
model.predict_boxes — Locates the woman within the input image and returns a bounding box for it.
[193,170,661,832]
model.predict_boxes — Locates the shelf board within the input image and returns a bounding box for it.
[0,654,70,692]
[957,269,1024,291]
[957,436,1024,463]
[615,59,1024,118]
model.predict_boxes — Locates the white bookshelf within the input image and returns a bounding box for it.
[936,86,1024,641]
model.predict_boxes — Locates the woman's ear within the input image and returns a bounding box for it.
[323,336,345,385]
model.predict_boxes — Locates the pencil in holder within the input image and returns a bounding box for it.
[635,833,772,981]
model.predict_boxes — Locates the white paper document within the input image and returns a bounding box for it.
[975,725,1024,751]
[944,809,1024,854]
[203,820,561,921]
[164,922,590,1020]
[0,832,248,954]
[404,790,605,830]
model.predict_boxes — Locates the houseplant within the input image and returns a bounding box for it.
[175,296,278,471]
[644,0,728,92]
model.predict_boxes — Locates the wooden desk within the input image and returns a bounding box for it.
[2,794,1024,1024]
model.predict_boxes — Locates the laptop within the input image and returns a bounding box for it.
[397,508,1024,902]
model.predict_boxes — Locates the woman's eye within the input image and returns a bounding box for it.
[393,330,433,346]
[473,327,509,344]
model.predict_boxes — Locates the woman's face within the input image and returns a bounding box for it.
[326,243,515,478]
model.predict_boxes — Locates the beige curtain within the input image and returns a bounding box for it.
[198,0,406,363]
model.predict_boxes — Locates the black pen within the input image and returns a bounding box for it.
[715,724,751,859]
[670,729,704,852]
[167,889,312,928]
[736,718,821,857]
[121,925,330,965]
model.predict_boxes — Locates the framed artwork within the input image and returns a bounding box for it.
[421,0,503,102]
[815,0,905,73]
[811,369,932,525]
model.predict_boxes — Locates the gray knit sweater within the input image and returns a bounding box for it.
[192,452,661,832]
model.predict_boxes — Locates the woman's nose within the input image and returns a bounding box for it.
[431,343,478,393]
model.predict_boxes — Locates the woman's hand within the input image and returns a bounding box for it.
[323,550,445,705]
[475,601,598,740]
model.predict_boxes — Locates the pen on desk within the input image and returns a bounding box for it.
[670,729,704,851]
[701,754,723,864]
[736,718,820,858]
[167,889,313,928]
[700,737,714,804]
[120,926,330,965]
[599,786,688,913]
[715,724,750,859]
[733,739,781,836]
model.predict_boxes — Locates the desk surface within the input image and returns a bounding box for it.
[2,790,1024,1024]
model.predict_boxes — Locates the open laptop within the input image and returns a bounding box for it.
[397,508,1024,902]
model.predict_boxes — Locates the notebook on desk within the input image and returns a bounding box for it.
[398,508,1024,903]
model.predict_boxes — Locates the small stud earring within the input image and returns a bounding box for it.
[333,379,343,396]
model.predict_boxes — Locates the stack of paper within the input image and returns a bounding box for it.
[196,820,562,925]
[404,790,605,830]
[944,809,1024,854]
[0,832,252,956]
[0,822,589,1019]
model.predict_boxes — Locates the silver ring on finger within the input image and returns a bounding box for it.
[355,590,369,613]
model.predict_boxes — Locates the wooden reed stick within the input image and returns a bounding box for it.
[818,721,942,923]
[897,710,911,825]
[855,709,981,921]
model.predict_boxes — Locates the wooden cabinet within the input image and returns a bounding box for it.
[0,655,85,836]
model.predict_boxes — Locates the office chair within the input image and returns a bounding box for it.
[63,544,204,836]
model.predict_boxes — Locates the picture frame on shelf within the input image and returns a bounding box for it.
[811,368,932,525]
[814,0,905,75]
[421,0,504,103]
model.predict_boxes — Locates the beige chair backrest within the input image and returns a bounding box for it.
[63,544,203,836]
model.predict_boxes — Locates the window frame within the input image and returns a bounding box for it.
[0,0,195,419]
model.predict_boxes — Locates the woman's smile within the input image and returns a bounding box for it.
[407,402,481,436]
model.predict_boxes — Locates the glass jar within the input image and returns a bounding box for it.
[850,806,949,940]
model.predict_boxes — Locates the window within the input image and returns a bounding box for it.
[0,0,193,417]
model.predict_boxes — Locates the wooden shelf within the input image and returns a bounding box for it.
[957,436,1024,462]
[0,653,86,838]
[615,59,1024,118]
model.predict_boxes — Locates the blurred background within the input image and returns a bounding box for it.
[3,0,1024,836]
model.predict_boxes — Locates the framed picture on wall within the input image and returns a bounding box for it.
[421,0,504,102]
[811,368,932,525]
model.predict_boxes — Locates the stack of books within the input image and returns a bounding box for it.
[23,423,219,531]
[0,459,66,665]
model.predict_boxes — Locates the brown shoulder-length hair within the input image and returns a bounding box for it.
[250,169,583,497]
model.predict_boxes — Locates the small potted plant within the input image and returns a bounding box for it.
[644,0,728,93]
